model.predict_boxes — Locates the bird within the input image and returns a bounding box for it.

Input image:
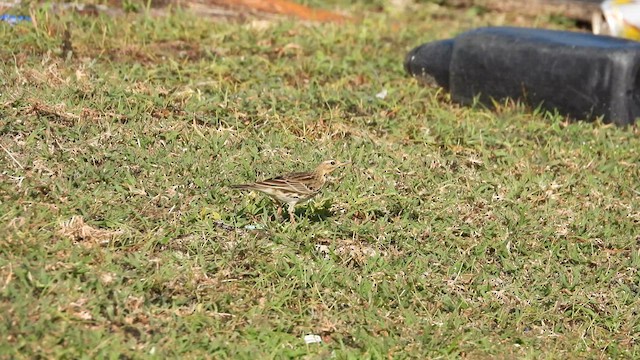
[230,159,350,223]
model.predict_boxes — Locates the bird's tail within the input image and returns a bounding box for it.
[229,184,253,190]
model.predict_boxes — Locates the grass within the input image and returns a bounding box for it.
[1,2,640,358]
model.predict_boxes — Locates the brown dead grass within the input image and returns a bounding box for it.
[57,216,123,246]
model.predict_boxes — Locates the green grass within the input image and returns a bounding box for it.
[1,2,640,358]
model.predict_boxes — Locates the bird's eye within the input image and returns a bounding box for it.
[330,160,336,165]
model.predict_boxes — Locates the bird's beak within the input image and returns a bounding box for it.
[338,161,351,167]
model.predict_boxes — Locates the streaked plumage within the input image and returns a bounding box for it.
[231,159,349,223]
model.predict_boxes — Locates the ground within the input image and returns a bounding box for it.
[1,1,639,358]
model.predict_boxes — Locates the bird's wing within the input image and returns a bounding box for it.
[255,172,319,195]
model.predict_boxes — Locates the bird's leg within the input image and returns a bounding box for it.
[276,205,283,220]
[288,203,296,224]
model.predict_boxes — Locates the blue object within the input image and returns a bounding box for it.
[0,14,32,25]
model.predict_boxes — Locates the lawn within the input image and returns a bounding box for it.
[1,1,639,358]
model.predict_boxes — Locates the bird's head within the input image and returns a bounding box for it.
[315,159,350,177]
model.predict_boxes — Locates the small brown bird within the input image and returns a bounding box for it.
[230,159,350,223]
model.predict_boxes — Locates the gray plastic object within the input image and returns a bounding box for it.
[404,26,640,126]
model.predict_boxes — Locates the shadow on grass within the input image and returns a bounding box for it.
[302,200,334,223]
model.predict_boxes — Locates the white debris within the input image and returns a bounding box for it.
[314,244,331,260]
[304,334,322,344]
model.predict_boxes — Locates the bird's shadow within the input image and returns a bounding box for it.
[235,198,335,224]
[300,200,334,223]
